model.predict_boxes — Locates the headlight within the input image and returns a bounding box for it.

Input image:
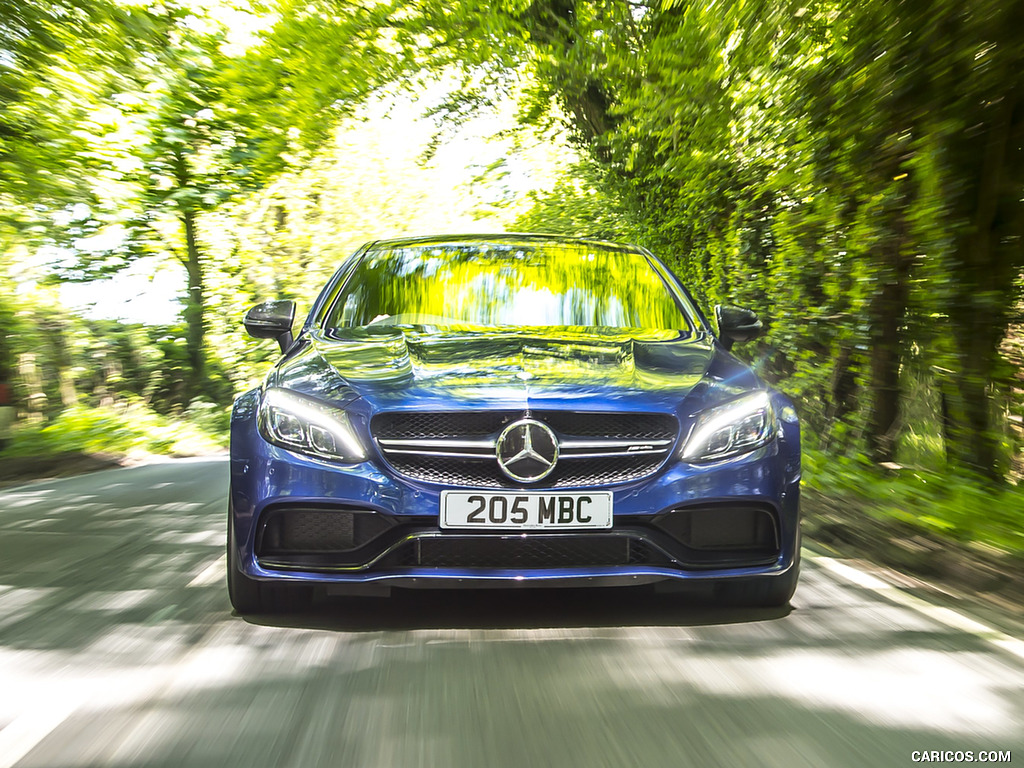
[257,388,367,462]
[681,391,777,463]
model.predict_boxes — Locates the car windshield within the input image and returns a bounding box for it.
[324,241,695,333]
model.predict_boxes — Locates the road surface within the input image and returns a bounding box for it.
[0,458,1021,767]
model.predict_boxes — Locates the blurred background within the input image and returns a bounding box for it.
[0,0,1022,572]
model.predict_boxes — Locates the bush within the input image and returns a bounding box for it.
[182,399,232,437]
[0,401,224,459]
[803,448,1024,556]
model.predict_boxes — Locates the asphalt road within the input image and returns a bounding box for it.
[0,458,1021,768]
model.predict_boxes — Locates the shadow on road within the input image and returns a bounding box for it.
[250,587,791,632]
[3,463,1024,768]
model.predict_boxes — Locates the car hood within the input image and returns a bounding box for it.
[270,326,761,413]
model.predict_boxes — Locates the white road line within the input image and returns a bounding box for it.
[187,554,226,588]
[808,552,1024,663]
[0,701,79,768]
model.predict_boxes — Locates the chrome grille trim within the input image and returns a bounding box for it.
[559,438,673,459]
[372,411,679,488]
[558,438,673,449]
[556,449,669,459]
[377,438,496,450]
[376,436,672,460]
[377,437,497,459]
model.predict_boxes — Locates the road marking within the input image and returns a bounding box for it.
[0,701,79,768]
[808,552,1024,663]
[187,554,226,588]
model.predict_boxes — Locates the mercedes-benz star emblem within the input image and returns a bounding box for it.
[496,419,559,483]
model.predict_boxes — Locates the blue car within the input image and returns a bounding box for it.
[228,234,801,613]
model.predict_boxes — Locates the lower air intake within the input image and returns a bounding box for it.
[407,535,668,569]
[257,507,393,554]
[655,505,779,552]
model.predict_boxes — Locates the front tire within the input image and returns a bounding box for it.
[717,547,801,608]
[227,503,312,614]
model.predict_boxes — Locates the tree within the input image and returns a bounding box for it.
[259,0,1024,475]
[12,0,354,401]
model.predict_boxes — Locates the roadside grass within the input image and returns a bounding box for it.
[0,400,226,461]
[802,449,1024,558]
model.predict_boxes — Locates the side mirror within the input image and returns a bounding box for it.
[715,304,763,351]
[244,300,296,353]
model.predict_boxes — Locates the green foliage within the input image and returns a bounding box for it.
[0,0,123,206]
[0,401,223,459]
[803,449,1024,556]
[2,0,1022,510]
[484,0,1024,477]
[513,161,631,240]
[0,279,269,421]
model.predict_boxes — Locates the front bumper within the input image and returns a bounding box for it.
[230,400,801,588]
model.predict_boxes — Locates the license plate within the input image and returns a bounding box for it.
[440,491,613,530]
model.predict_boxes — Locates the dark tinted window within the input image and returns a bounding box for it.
[324,241,694,332]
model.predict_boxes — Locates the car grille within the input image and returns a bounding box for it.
[372,410,678,488]
[399,535,669,569]
[372,412,505,439]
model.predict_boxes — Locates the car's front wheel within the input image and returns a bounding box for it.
[227,503,312,614]
[717,547,801,608]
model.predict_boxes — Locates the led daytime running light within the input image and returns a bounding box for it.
[258,388,366,462]
[681,391,775,462]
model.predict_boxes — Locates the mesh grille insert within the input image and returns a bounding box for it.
[257,507,393,554]
[539,412,676,440]
[387,455,665,488]
[404,535,669,569]
[655,506,779,554]
[373,410,678,488]
[373,412,516,439]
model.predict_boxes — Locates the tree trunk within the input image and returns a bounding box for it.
[939,94,1024,480]
[825,343,858,448]
[38,318,79,409]
[865,241,910,463]
[171,145,207,404]
[941,353,999,477]
[181,206,206,401]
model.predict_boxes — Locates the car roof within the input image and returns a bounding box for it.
[363,233,647,255]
